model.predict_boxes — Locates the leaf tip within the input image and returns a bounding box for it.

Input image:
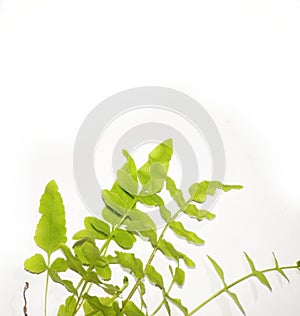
[122,149,130,158]
[45,180,59,193]
[163,138,173,148]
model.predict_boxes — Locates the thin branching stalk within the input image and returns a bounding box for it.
[106,281,129,305]
[72,280,90,315]
[122,200,191,311]
[188,265,298,315]
[76,283,93,313]
[44,255,51,316]
[71,198,138,315]
[151,275,176,316]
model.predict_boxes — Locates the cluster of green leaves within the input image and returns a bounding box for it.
[24,139,300,316]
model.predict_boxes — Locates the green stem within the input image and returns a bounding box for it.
[44,254,51,316]
[71,265,95,316]
[72,278,89,316]
[106,280,129,305]
[75,278,84,294]
[68,273,85,316]
[151,275,176,316]
[75,283,93,313]
[99,197,137,255]
[188,265,298,315]
[122,200,191,311]
[71,198,138,315]
[99,233,114,254]
[121,221,171,309]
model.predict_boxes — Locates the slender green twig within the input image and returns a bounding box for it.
[106,280,129,305]
[188,265,298,315]
[75,283,93,313]
[151,274,176,316]
[44,255,51,316]
[99,231,115,254]
[70,265,93,315]
[74,278,84,295]
[71,198,138,315]
[122,199,191,311]
[99,197,137,256]
[72,278,90,316]
[121,216,175,309]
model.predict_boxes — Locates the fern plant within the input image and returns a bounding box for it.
[24,139,300,315]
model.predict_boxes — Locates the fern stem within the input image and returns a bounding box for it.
[71,201,137,315]
[121,218,172,309]
[44,255,51,316]
[72,281,88,316]
[122,200,191,311]
[77,283,93,311]
[99,197,137,255]
[151,275,176,315]
[188,265,298,315]
[106,280,129,305]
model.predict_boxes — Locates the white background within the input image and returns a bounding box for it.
[1,0,300,315]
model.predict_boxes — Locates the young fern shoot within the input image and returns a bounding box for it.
[24,139,300,316]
